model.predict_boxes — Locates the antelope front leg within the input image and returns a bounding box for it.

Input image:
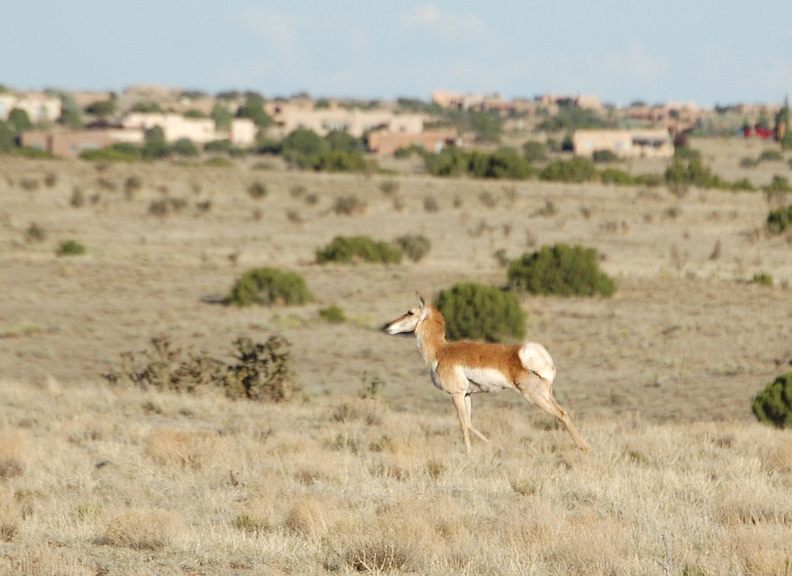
[465,394,489,443]
[452,393,472,455]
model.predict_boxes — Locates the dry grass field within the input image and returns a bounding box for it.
[1,137,792,574]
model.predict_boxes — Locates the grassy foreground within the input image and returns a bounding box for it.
[0,380,791,575]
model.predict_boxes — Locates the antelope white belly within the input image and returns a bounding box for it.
[461,366,513,393]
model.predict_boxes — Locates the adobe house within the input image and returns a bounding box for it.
[573,129,674,159]
[21,128,143,159]
[367,128,459,156]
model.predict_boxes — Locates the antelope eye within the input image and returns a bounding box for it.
[406,311,414,316]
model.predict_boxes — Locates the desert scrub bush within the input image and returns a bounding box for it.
[43,172,57,187]
[225,268,314,306]
[124,175,142,199]
[379,180,399,195]
[24,222,46,243]
[766,205,792,234]
[508,244,616,297]
[56,240,86,256]
[103,334,300,402]
[395,234,431,262]
[148,197,187,217]
[759,149,783,161]
[332,195,367,215]
[19,178,39,191]
[539,157,597,182]
[247,181,267,199]
[70,186,84,207]
[316,236,402,264]
[433,282,526,341]
[103,334,225,393]
[223,336,299,402]
[753,372,792,428]
[319,305,346,323]
[423,196,439,212]
[753,272,773,286]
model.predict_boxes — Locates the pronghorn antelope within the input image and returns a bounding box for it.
[385,295,591,455]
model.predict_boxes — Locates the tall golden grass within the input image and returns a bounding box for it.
[0,380,790,575]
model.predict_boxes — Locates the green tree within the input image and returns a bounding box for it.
[523,141,546,163]
[237,93,271,127]
[538,104,606,132]
[211,103,234,131]
[282,128,329,160]
[777,96,791,148]
[184,109,207,118]
[757,110,771,130]
[85,98,116,117]
[467,110,503,142]
[131,101,162,113]
[0,120,16,151]
[325,130,366,153]
[8,109,32,133]
[143,126,171,159]
[173,138,198,157]
[58,93,84,129]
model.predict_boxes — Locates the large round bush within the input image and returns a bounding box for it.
[508,244,616,297]
[316,236,402,264]
[225,268,314,306]
[433,283,526,342]
[753,373,792,428]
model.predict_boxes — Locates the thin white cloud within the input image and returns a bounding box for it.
[242,8,300,62]
[399,4,489,44]
[589,42,670,83]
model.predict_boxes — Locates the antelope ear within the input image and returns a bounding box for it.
[416,292,426,307]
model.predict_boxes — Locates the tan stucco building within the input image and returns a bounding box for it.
[573,129,674,159]
[367,128,459,156]
[266,102,425,138]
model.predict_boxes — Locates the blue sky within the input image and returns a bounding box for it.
[3,1,791,106]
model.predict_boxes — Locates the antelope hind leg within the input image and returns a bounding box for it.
[519,376,591,453]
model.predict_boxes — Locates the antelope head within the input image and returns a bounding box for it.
[384,294,429,335]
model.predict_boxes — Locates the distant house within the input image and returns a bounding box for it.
[539,93,602,112]
[573,129,674,159]
[122,113,217,143]
[229,118,257,146]
[367,128,459,156]
[0,95,17,120]
[21,128,144,159]
[266,102,425,138]
[14,93,62,122]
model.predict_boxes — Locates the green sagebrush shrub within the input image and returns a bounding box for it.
[316,236,402,264]
[225,268,314,306]
[508,244,616,297]
[56,240,86,256]
[753,373,792,428]
[434,282,526,342]
[766,205,792,234]
[539,157,598,182]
